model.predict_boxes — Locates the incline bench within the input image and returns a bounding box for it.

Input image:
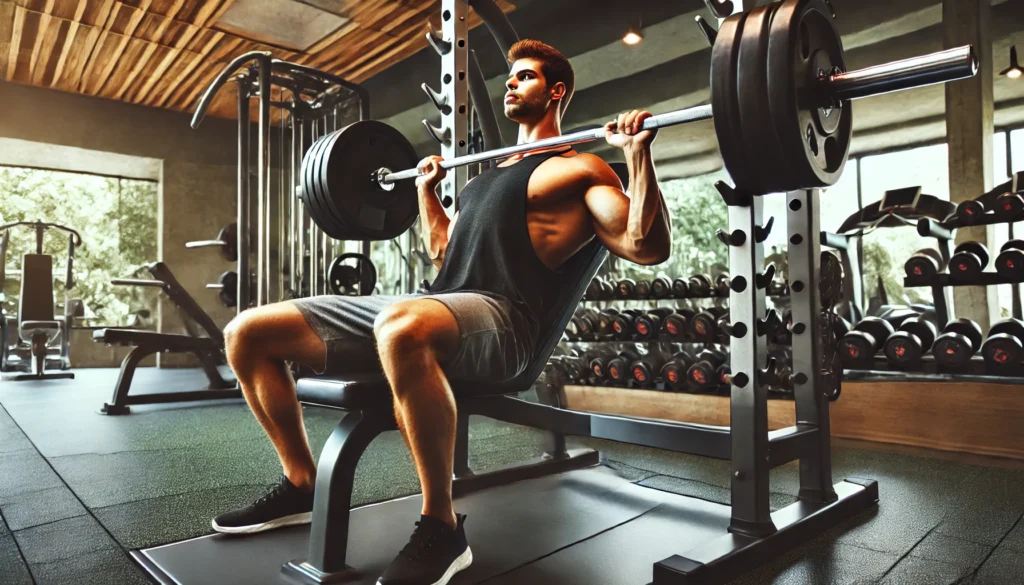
[284,240,610,581]
[93,262,238,415]
[275,232,877,585]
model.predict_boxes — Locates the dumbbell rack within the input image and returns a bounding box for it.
[907,171,1024,326]
[190,53,371,312]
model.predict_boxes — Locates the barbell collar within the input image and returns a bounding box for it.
[381,104,715,186]
[826,45,976,103]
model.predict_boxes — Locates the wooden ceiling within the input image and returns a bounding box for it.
[0,0,516,120]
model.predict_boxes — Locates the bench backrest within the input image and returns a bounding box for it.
[475,238,607,395]
[19,254,55,323]
[147,262,224,342]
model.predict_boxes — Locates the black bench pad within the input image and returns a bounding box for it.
[296,375,512,411]
[93,328,221,352]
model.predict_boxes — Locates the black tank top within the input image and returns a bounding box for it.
[427,148,573,348]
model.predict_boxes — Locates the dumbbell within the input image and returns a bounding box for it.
[687,274,713,297]
[948,242,989,280]
[587,348,619,382]
[548,356,584,385]
[616,279,637,299]
[690,308,728,341]
[610,309,646,340]
[687,349,727,391]
[982,318,1024,369]
[714,273,731,296]
[839,317,895,368]
[567,308,600,340]
[995,240,1024,280]
[595,309,620,336]
[772,310,793,345]
[955,200,987,225]
[767,280,788,297]
[932,318,984,369]
[585,278,605,301]
[606,349,642,386]
[671,278,689,298]
[660,350,695,391]
[634,308,675,341]
[651,277,672,299]
[904,248,946,280]
[662,308,694,341]
[994,189,1024,222]
[882,317,937,367]
[634,280,652,300]
[631,350,672,388]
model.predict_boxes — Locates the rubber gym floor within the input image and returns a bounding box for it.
[0,368,1022,585]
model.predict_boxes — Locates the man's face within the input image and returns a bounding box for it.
[504,58,557,122]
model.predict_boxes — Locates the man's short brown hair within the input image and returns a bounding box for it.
[507,39,575,118]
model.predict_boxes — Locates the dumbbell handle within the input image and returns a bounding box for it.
[186,240,229,249]
[111,278,166,289]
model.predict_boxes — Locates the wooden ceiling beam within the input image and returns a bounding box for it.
[48,0,87,86]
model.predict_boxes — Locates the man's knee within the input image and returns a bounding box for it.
[373,301,458,361]
[223,311,259,362]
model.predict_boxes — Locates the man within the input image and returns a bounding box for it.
[212,39,671,585]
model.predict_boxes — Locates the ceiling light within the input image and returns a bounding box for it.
[623,27,643,45]
[1000,46,1023,80]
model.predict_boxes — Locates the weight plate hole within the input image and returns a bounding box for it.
[443,73,452,84]
[824,136,841,171]
[789,199,802,211]
[807,125,819,156]
[800,20,811,60]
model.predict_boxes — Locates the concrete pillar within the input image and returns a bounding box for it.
[943,0,995,330]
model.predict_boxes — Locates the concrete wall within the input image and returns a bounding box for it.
[0,80,239,368]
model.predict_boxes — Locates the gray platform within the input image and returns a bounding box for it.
[136,466,738,585]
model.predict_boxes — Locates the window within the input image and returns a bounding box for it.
[857,144,951,309]
[0,168,159,327]
[614,170,730,284]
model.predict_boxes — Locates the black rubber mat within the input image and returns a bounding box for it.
[4,367,1024,584]
[137,466,716,585]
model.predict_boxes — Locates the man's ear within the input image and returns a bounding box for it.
[549,81,567,103]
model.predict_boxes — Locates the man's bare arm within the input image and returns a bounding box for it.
[418,184,451,271]
[415,155,451,271]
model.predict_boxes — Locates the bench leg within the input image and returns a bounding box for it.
[193,349,234,389]
[282,409,396,583]
[536,375,570,459]
[453,411,473,479]
[101,345,155,415]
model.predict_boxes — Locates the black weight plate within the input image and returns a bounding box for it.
[710,11,757,191]
[736,4,782,195]
[313,128,354,239]
[819,250,843,306]
[327,252,377,296]
[767,0,851,191]
[322,120,420,241]
[302,132,334,233]
[314,130,354,238]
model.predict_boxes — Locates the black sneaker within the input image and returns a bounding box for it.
[211,476,314,534]
[377,514,472,585]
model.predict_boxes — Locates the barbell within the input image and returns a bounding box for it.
[300,0,978,241]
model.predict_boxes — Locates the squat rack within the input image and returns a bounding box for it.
[192,53,371,311]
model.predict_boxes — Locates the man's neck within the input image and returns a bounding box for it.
[516,116,561,146]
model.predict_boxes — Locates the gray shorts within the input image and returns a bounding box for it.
[290,292,532,382]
